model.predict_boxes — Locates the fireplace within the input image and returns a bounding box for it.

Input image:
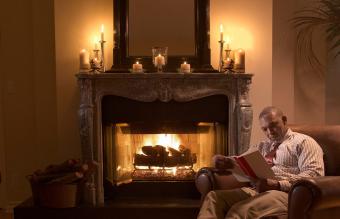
[77,73,253,204]
[102,95,229,183]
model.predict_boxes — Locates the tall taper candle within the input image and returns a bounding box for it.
[219,24,224,41]
[101,24,105,41]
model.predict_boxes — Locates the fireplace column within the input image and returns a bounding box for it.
[236,77,253,154]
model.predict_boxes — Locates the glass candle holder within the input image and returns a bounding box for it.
[152,46,168,72]
[90,49,102,72]
[223,49,234,72]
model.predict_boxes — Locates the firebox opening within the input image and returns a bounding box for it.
[102,95,228,185]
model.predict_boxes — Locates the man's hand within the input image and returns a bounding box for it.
[212,155,234,169]
[255,178,280,193]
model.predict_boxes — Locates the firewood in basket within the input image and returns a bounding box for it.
[40,159,81,175]
[29,173,69,184]
[82,160,98,181]
[46,171,84,184]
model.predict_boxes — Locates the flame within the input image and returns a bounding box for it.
[141,134,181,151]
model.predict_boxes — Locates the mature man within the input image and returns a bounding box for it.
[197,106,324,219]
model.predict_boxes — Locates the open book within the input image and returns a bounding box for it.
[230,148,275,182]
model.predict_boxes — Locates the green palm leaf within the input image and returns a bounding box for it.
[291,0,340,76]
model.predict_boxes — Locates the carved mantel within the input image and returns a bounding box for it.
[76,72,253,204]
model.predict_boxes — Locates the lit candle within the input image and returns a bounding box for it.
[225,36,231,50]
[79,49,90,70]
[180,61,191,73]
[219,24,224,41]
[100,24,105,41]
[154,54,165,66]
[94,36,99,50]
[234,48,245,72]
[93,57,100,68]
[132,61,143,73]
[225,57,232,69]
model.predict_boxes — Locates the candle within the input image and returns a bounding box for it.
[234,48,245,72]
[180,61,191,73]
[132,61,143,73]
[219,24,224,41]
[154,54,165,66]
[79,49,90,70]
[93,57,100,68]
[225,36,231,50]
[100,24,104,41]
[94,36,99,50]
[225,57,232,69]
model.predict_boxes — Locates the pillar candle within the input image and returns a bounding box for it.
[79,49,90,69]
[132,61,143,73]
[180,61,191,73]
[234,49,245,72]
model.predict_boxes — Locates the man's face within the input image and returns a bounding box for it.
[259,112,287,142]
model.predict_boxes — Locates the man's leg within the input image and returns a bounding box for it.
[225,190,288,219]
[197,188,254,219]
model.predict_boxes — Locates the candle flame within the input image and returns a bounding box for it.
[136,61,139,64]
[184,61,187,64]
[101,24,104,32]
[158,54,161,57]
[220,24,224,33]
[94,36,99,43]
[225,36,231,44]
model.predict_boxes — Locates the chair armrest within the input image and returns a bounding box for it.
[195,167,249,201]
[288,176,340,219]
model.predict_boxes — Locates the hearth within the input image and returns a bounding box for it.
[77,73,253,204]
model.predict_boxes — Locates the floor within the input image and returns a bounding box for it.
[0,209,13,219]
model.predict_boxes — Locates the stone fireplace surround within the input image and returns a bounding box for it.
[76,72,253,204]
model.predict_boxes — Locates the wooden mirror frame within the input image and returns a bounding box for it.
[108,0,216,73]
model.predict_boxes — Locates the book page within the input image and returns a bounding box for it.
[230,149,275,182]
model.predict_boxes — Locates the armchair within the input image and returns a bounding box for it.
[195,125,340,219]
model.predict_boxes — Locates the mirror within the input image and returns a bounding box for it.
[109,0,215,73]
[129,0,195,56]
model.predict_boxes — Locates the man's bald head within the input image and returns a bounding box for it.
[259,106,285,122]
[259,106,288,142]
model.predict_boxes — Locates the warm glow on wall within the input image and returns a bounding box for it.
[215,24,254,51]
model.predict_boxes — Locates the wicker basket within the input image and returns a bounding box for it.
[30,182,79,208]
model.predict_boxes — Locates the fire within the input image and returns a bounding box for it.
[141,134,181,152]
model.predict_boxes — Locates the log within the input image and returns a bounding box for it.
[141,146,157,156]
[39,159,81,175]
[47,172,84,184]
[168,147,181,157]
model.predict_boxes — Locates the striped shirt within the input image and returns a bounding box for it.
[250,128,324,191]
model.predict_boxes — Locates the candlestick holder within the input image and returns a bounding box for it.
[90,49,101,73]
[152,46,168,73]
[100,40,106,72]
[223,49,234,73]
[218,40,225,72]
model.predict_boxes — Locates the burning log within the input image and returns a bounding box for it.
[134,144,197,168]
